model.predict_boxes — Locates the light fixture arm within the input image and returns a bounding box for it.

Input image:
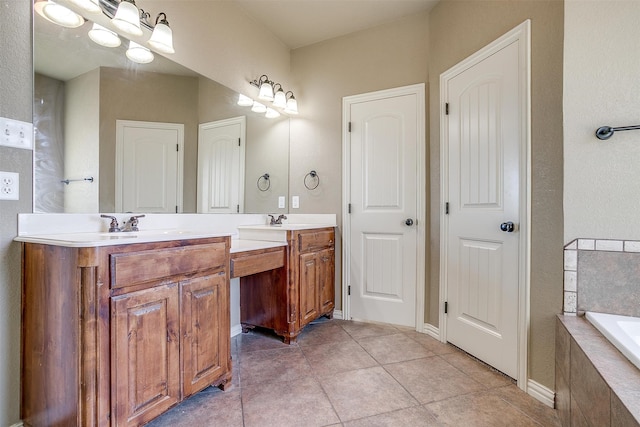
[250,74,271,89]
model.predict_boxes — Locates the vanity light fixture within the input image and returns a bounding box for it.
[284,91,299,115]
[251,101,267,114]
[68,0,101,14]
[111,0,143,36]
[237,94,254,107]
[88,23,121,47]
[126,40,154,64]
[272,85,287,108]
[265,108,280,119]
[147,13,174,54]
[35,0,85,28]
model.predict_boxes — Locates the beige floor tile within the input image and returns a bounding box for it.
[441,350,493,376]
[300,339,378,377]
[385,356,485,403]
[358,333,434,364]
[146,388,243,427]
[320,366,419,421]
[490,385,562,427]
[426,391,542,426]
[341,320,402,339]
[239,346,312,386]
[343,405,443,427]
[242,376,340,427]
[401,331,458,355]
[237,329,294,353]
[297,322,355,347]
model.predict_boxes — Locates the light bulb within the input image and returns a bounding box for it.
[36,0,85,28]
[68,0,101,14]
[148,18,175,54]
[273,89,287,108]
[237,94,254,107]
[265,108,280,119]
[258,81,274,101]
[88,23,121,48]
[126,41,154,64]
[251,102,267,113]
[284,96,298,115]
[112,0,143,36]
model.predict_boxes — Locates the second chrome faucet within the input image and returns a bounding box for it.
[100,214,146,232]
[268,214,287,225]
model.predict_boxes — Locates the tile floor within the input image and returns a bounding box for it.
[148,318,561,427]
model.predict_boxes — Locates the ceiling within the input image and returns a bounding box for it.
[232,0,439,49]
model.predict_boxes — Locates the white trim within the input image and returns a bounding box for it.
[423,323,440,340]
[527,379,556,408]
[115,120,185,213]
[342,83,426,332]
[332,309,344,320]
[9,422,24,427]
[439,20,531,391]
[230,324,243,337]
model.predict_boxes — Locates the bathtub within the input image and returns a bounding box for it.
[586,311,640,371]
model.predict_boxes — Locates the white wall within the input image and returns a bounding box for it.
[564,0,640,242]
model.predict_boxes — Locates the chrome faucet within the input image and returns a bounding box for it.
[268,214,287,225]
[100,215,121,232]
[122,215,145,232]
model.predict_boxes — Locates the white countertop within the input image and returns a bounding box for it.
[237,223,336,231]
[230,239,287,254]
[14,229,233,248]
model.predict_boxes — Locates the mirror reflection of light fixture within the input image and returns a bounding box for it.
[68,0,101,14]
[272,85,287,108]
[147,13,175,54]
[35,0,85,28]
[237,94,254,107]
[251,101,267,113]
[88,23,121,48]
[265,108,280,119]
[112,0,143,36]
[126,41,154,64]
[284,91,299,115]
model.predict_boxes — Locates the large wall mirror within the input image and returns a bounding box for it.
[33,8,289,214]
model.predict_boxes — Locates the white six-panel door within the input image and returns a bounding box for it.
[347,87,424,327]
[442,23,529,380]
[116,120,184,213]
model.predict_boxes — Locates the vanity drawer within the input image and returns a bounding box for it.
[110,242,226,288]
[297,229,335,252]
[231,247,285,278]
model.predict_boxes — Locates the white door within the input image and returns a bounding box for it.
[346,86,425,327]
[197,117,245,214]
[443,39,523,378]
[116,120,184,213]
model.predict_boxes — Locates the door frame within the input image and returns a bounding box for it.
[439,20,531,389]
[115,120,184,212]
[342,83,426,331]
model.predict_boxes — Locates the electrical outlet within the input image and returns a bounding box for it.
[0,171,19,200]
[292,195,299,209]
[278,196,285,209]
[0,117,33,150]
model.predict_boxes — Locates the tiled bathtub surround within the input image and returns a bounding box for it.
[556,315,640,426]
[563,238,640,315]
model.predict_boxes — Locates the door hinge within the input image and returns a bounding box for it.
[176,143,179,151]
[444,301,448,314]
[348,203,351,214]
[348,285,351,296]
[236,204,240,213]
[348,122,352,132]
[238,138,241,146]
[445,202,449,215]
[175,205,178,213]
[445,103,449,115]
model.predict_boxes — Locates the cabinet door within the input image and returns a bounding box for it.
[181,272,229,397]
[299,252,320,327]
[112,283,180,427]
[318,247,335,313]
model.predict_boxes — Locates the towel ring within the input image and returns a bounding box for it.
[304,170,320,190]
[257,173,271,192]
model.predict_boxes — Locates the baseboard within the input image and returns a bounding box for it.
[10,422,24,427]
[527,379,555,408]
[332,309,343,320]
[230,324,243,337]
[423,323,440,340]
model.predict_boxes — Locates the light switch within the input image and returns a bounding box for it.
[0,171,19,200]
[0,117,33,150]
[278,196,285,209]
[292,196,299,209]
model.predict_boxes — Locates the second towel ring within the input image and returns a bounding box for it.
[304,170,320,190]
[257,173,271,192]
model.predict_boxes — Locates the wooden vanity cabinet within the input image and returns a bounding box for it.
[21,237,231,427]
[237,227,335,343]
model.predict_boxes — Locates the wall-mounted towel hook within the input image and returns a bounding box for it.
[304,170,320,190]
[257,173,270,192]
[595,124,640,140]
[61,177,94,185]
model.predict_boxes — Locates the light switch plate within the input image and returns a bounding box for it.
[292,195,299,209]
[0,117,33,150]
[0,171,19,200]
[278,196,285,209]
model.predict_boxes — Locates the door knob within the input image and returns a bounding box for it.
[405,218,414,226]
[500,221,515,232]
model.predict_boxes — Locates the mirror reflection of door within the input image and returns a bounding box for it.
[197,117,246,214]
[115,120,184,213]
